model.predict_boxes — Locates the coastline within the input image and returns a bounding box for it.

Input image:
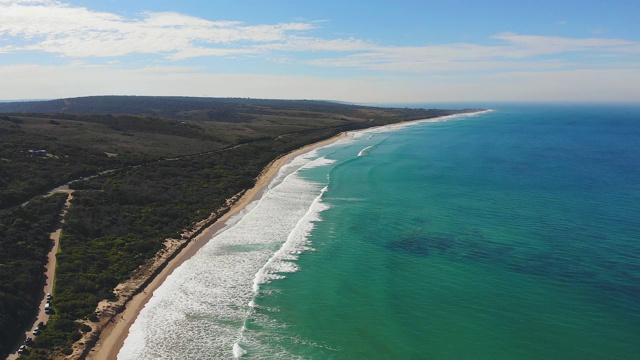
[85,132,346,360]
[83,110,486,359]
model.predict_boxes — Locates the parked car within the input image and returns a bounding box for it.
[46,293,53,300]
[32,328,40,336]
[18,345,28,354]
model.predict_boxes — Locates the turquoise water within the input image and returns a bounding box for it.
[119,105,640,359]
[244,105,640,359]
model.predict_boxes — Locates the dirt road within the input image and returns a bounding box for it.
[5,191,72,360]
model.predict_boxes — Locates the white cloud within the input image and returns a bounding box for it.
[258,36,375,52]
[303,34,640,73]
[0,1,638,103]
[1,0,639,79]
[0,1,317,58]
[492,33,640,57]
[0,0,55,4]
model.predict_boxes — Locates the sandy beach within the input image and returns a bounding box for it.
[83,112,485,359]
[86,132,345,360]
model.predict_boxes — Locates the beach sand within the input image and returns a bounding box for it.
[86,132,345,360]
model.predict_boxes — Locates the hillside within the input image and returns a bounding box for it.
[0,96,478,210]
[0,96,366,120]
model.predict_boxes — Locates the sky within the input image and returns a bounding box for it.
[0,0,639,104]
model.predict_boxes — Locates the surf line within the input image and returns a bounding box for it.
[358,145,376,157]
[233,184,330,357]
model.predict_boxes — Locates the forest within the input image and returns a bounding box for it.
[0,194,67,357]
[0,96,480,358]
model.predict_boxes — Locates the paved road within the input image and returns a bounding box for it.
[6,191,72,360]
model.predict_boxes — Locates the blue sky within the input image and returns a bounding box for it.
[0,0,638,103]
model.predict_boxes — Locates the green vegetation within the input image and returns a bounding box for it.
[0,96,481,357]
[0,193,67,358]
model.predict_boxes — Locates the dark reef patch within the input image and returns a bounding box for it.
[385,233,456,257]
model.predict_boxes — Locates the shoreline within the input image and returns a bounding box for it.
[85,132,346,360]
[83,109,486,359]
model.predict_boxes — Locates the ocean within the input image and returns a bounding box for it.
[119,104,640,359]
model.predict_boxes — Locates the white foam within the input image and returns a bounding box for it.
[351,110,491,137]
[252,185,328,293]
[233,342,247,357]
[357,145,375,157]
[118,153,335,360]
